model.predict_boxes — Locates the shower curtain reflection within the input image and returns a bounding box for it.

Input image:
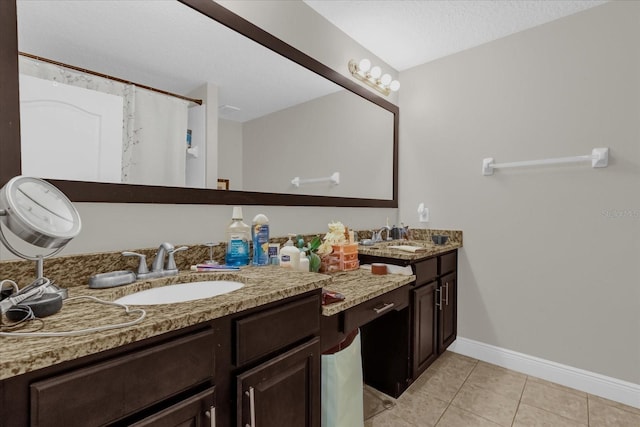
[127,87,188,187]
[19,57,190,187]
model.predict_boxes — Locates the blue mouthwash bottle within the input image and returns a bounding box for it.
[225,206,250,266]
[251,213,270,266]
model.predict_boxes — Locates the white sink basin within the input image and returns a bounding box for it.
[114,281,244,305]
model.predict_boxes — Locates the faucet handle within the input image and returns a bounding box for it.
[166,246,189,271]
[122,251,149,275]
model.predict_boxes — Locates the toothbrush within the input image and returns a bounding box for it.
[190,264,241,271]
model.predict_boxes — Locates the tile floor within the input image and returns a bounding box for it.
[364,351,640,427]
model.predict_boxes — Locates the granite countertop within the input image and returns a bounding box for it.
[321,269,415,316]
[0,237,459,380]
[0,267,329,380]
[357,238,462,262]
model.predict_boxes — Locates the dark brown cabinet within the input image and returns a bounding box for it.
[129,386,215,427]
[1,327,217,427]
[236,338,320,427]
[358,285,411,398]
[360,249,458,382]
[438,271,457,352]
[412,251,457,379]
[412,280,438,376]
[0,290,322,427]
[216,291,322,427]
[320,284,411,398]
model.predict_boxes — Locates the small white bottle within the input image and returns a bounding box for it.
[280,234,300,270]
[298,250,309,272]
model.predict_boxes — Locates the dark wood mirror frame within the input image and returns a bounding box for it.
[0,0,398,207]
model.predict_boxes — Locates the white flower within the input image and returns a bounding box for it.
[316,241,334,257]
[327,221,345,236]
[323,221,347,246]
[316,221,348,257]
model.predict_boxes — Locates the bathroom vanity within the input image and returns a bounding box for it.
[0,234,460,426]
[359,249,458,383]
[322,238,460,398]
[0,268,411,426]
[0,289,324,427]
[0,267,332,427]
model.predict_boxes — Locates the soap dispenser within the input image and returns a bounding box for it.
[280,234,300,270]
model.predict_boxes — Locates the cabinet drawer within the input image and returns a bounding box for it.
[344,285,409,332]
[413,257,437,285]
[30,328,215,427]
[439,251,457,275]
[235,294,320,366]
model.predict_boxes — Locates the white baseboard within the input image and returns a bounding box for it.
[448,337,640,409]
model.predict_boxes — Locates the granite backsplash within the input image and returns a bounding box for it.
[0,229,461,290]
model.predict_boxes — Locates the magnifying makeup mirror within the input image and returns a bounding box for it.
[0,175,81,273]
[0,176,81,318]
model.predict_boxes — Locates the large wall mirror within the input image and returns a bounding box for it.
[0,0,398,207]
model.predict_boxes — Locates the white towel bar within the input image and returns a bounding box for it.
[482,148,608,176]
[291,172,340,187]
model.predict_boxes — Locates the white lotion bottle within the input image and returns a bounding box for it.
[298,250,309,272]
[280,234,300,270]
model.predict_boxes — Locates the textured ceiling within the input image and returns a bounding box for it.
[16,0,609,118]
[304,0,609,71]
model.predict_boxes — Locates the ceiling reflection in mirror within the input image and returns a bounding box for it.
[16,0,395,200]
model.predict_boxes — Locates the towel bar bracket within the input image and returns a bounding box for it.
[291,172,340,187]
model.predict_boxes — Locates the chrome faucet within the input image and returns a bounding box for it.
[151,242,175,272]
[372,226,392,243]
[123,242,188,280]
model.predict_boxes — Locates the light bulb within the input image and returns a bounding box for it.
[370,66,382,79]
[390,80,401,92]
[380,74,392,86]
[358,58,371,73]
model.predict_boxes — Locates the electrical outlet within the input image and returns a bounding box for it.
[418,203,429,222]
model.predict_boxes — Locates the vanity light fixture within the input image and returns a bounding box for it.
[348,59,400,96]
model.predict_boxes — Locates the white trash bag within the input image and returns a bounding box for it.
[321,330,364,427]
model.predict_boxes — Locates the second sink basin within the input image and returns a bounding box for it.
[114,281,244,305]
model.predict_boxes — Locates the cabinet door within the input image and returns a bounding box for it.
[438,273,457,352]
[412,281,438,378]
[237,338,320,427]
[129,387,215,427]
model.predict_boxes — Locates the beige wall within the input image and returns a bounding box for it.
[242,90,393,198]
[218,118,243,191]
[399,1,639,384]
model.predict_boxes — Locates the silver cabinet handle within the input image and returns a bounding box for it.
[444,282,449,306]
[435,288,442,310]
[245,386,256,427]
[373,302,395,314]
[205,406,216,427]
